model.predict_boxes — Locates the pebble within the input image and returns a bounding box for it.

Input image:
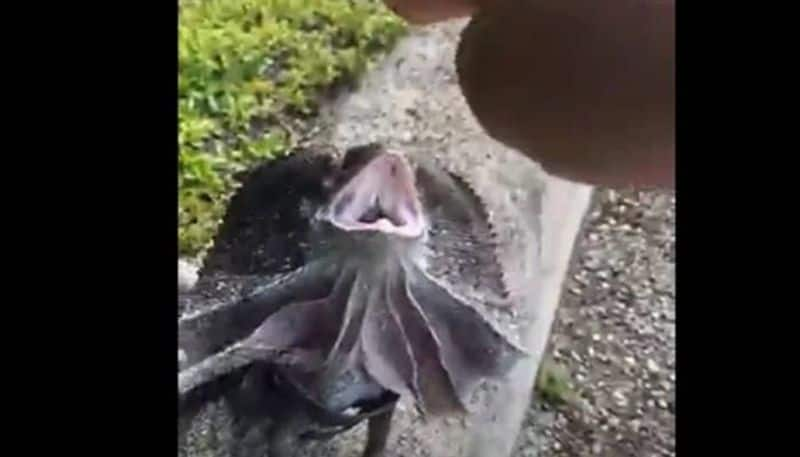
[178,258,199,292]
[630,419,641,432]
[612,390,628,407]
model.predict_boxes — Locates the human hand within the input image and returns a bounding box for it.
[456,0,674,189]
[383,0,481,24]
[385,0,675,189]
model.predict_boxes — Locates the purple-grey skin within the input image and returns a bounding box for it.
[178,144,527,457]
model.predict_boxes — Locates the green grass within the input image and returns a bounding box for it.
[179,0,406,255]
[535,357,575,407]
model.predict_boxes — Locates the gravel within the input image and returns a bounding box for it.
[513,188,675,457]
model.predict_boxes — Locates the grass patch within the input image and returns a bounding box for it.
[535,357,575,407]
[179,0,406,255]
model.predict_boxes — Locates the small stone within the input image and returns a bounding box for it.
[612,390,628,407]
[658,399,668,409]
[646,359,660,373]
[178,259,198,292]
[625,356,636,366]
[592,443,603,454]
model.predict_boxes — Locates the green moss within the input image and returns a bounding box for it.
[179,0,406,255]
